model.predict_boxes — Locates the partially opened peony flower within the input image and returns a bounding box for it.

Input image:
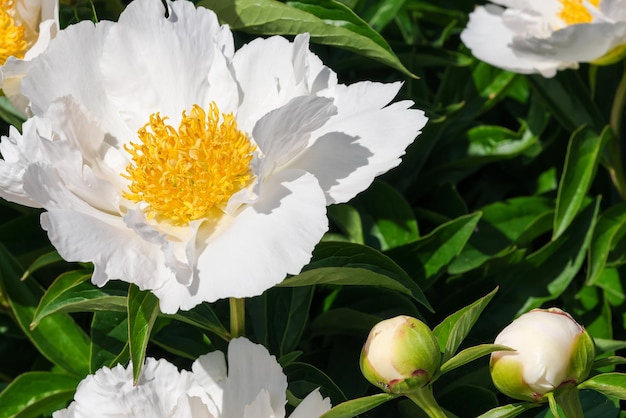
[0,0,427,312]
[0,0,59,113]
[460,0,626,77]
[53,337,331,417]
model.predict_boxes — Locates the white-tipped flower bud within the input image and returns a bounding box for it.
[490,307,595,402]
[360,315,441,394]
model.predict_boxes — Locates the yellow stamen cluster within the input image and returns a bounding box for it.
[123,103,256,225]
[0,0,28,64]
[558,0,601,25]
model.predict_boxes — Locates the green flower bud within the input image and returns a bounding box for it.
[360,315,441,394]
[490,308,595,403]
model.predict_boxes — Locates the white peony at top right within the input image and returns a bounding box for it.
[460,0,626,77]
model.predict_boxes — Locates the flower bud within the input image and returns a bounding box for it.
[490,308,595,402]
[360,315,441,394]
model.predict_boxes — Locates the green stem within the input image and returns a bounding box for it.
[405,386,448,418]
[607,64,626,200]
[229,297,245,339]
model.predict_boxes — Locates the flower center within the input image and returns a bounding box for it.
[0,0,28,64]
[123,103,256,225]
[558,0,601,25]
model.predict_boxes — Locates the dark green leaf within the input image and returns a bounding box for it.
[0,372,80,418]
[587,204,626,285]
[554,126,609,239]
[0,244,90,377]
[127,285,159,383]
[32,271,127,328]
[477,402,540,418]
[90,311,129,372]
[19,251,63,281]
[386,213,481,287]
[201,0,414,77]
[320,393,399,418]
[433,288,498,362]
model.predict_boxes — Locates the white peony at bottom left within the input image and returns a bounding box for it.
[53,337,331,418]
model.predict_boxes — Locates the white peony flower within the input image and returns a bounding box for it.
[460,0,626,77]
[54,337,331,418]
[0,0,59,113]
[0,0,426,313]
[490,307,595,402]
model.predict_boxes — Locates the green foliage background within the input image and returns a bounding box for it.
[1,0,625,417]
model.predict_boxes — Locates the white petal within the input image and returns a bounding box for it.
[290,82,426,204]
[21,19,132,141]
[100,0,237,131]
[290,389,332,418]
[221,338,287,418]
[0,124,41,207]
[152,170,328,312]
[231,35,333,132]
[41,208,172,289]
[191,350,228,416]
[460,5,567,77]
[56,358,196,417]
[252,95,337,178]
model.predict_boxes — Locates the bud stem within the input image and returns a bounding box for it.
[405,386,448,418]
[547,386,584,418]
[229,297,245,339]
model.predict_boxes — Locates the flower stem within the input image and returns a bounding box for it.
[607,64,626,200]
[229,297,245,339]
[405,386,448,418]
[547,386,584,418]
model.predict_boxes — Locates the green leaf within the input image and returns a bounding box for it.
[554,126,610,239]
[476,402,540,418]
[449,196,554,274]
[432,287,498,362]
[200,0,415,77]
[0,244,90,377]
[283,361,347,404]
[32,271,127,328]
[310,308,381,337]
[281,241,431,310]
[349,180,420,250]
[127,285,159,383]
[327,204,364,245]
[170,303,229,340]
[593,356,626,369]
[0,372,81,418]
[438,344,512,375]
[587,204,626,285]
[151,319,212,360]
[363,0,406,31]
[578,373,626,400]
[90,311,129,372]
[386,212,482,286]
[0,96,25,129]
[19,251,63,281]
[320,393,398,418]
[527,72,604,133]
[484,198,600,331]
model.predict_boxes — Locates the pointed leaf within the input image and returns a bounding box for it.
[587,203,626,285]
[320,393,398,418]
[19,251,63,281]
[386,213,481,286]
[90,311,129,372]
[0,244,90,377]
[200,0,414,77]
[438,344,512,375]
[127,285,159,383]
[433,287,498,362]
[0,372,81,418]
[32,271,127,327]
[477,402,541,418]
[554,126,609,239]
[578,373,626,400]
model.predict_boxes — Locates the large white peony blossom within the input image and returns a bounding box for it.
[0,0,59,113]
[53,337,332,418]
[460,0,626,77]
[0,0,427,313]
